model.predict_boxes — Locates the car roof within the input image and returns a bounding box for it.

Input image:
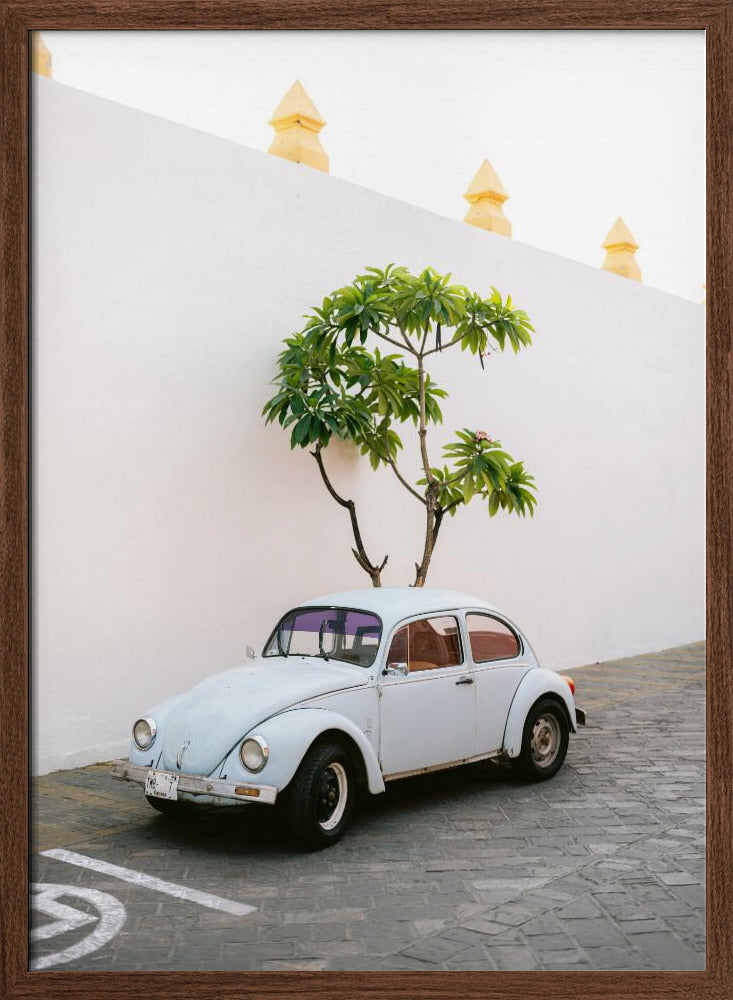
[298,587,501,631]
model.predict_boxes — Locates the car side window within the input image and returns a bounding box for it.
[386,616,463,673]
[466,613,520,663]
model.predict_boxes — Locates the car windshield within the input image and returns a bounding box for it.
[263,607,383,667]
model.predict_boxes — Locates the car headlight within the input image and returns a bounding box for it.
[133,717,157,750]
[240,735,269,773]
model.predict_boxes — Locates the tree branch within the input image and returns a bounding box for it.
[382,424,427,505]
[442,470,469,487]
[311,445,388,587]
[374,329,416,354]
[432,507,446,546]
[412,349,439,587]
[416,354,435,485]
[423,327,473,357]
[441,498,462,516]
[395,321,414,353]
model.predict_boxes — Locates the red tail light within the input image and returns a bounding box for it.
[560,674,575,695]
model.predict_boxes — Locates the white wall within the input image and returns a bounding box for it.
[32,79,705,774]
[44,30,706,302]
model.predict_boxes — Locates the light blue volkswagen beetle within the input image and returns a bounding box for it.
[112,588,585,848]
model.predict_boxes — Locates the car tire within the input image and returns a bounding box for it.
[283,742,354,849]
[512,696,569,781]
[145,794,190,817]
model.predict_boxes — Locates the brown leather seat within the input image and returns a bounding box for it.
[409,623,452,669]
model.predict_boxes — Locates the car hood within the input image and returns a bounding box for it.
[158,656,368,775]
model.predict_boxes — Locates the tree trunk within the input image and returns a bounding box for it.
[413,352,440,587]
[413,496,443,587]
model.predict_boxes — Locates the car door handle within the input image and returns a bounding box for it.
[455,675,474,685]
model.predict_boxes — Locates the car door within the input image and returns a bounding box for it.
[378,614,476,776]
[465,611,532,756]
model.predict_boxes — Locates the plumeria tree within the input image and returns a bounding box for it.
[263,265,537,587]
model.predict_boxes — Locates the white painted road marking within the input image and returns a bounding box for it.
[30,883,126,970]
[31,890,97,942]
[40,848,256,915]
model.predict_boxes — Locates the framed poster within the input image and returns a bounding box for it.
[0,2,729,998]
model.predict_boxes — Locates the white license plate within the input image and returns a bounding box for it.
[144,770,179,801]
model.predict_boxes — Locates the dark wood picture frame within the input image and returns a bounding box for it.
[1,2,730,997]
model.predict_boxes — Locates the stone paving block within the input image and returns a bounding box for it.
[485,904,538,926]
[296,939,366,957]
[443,960,499,970]
[590,894,654,921]
[520,911,566,936]
[310,922,352,942]
[282,907,366,925]
[561,916,628,948]
[533,948,587,965]
[461,918,510,936]
[617,917,669,934]
[582,946,652,970]
[442,943,497,968]
[526,933,576,952]
[195,911,260,930]
[400,935,472,963]
[670,883,705,908]
[543,960,594,970]
[261,924,313,943]
[664,913,705,942]
[222,941,295,961]
[490,945,540,970]
[629,931,704,970]
[554,895,603,919]
[438,926,491,947]
[658,871,699,886]
[262,959,327,971]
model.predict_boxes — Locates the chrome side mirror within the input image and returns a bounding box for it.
[246,644,257,660]
[383,661,408,677]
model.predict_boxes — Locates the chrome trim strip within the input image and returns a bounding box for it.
[132,716,157,750]
[383,749,503,782]
[110,760,277,805]
[240,733,269,773]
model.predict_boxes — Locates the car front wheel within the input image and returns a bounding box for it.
[283,742,354,849]
[512,697,569,780]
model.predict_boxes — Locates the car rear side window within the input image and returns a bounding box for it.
[466,613,520,663]
[386,616,463,672]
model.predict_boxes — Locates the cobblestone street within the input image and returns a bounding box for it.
[31,642,705,972]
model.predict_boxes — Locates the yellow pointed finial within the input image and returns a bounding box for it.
[31,32,52,78]
[463,159,512,237]
[267,81,328,173]
[601,217,641,281]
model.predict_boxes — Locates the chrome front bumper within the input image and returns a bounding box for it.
[110,760,278,805]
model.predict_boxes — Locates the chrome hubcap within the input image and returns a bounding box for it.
[317,762,347,831]
[531,714,561,768]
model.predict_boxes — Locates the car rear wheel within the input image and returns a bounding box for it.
[512,697,569,780]
[283,742,353,849]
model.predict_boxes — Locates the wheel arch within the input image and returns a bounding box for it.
[503,669,577,758]
[307,727,370,791]
[236,708,385,795]
[527,691,574,734]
